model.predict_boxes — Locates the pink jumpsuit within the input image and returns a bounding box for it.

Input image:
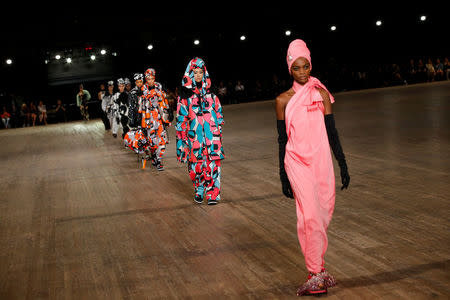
[284,77,335,274]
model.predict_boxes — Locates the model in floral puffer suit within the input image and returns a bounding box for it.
[176,57,224,205]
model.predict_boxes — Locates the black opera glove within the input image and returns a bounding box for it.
[277,120,294,198]
[324,114,350,190]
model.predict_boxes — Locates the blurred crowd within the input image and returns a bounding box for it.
[0,97,68,129]
[1,56,448,129]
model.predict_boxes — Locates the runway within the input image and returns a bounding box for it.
[0,81,449,299]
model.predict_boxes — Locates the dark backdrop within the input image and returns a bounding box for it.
[1,3,448,105]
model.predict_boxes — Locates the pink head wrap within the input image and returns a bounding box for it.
[287,39,311,74]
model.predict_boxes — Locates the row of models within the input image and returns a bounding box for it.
[98,40,351,296]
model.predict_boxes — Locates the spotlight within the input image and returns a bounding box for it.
[240,35,246,41]
[90,55,96,61]
[420,15,427,21]
[285,30,291,36]
[100,49,106,55]
[112,52,118,56]
[330,25,337,31]
[45,59,49,64]
[194,39,200,45]
[66,58,72,63]
[375,20,382,26]
[6,59,12,65]
[147,44,153,50]
[55,54,61,60]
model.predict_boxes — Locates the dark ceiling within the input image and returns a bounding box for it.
[1,4,448,96]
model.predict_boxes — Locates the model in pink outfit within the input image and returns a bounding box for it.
[276,39,350,296]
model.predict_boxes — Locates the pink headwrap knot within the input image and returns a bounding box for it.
[287,39,311,74]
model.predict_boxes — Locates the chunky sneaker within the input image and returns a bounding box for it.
[156,162,164,171]
[151,154,157,167]
[296,272,327,296]
[194,195,203,204]
[207,199,218,205]
[318,268,337,288]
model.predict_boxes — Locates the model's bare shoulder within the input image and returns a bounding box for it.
[276,88,295,119]
[276,88,295,104]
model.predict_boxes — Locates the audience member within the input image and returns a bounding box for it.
[444,58,450,80]
[234,80,245,103]
[425,58,436,82]
[55,99,67,123]
[19,103,29,127]
[417,59,428,82]
[434,58,444,81]
[218,81,227,103]
[407,59,417,84]
[38,100,48,125]
[1,106,10,129]
[29,102,38,126]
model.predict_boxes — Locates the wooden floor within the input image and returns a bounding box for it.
[0,81,449,299]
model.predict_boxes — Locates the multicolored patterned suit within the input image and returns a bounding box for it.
[176,57,224,204]
[139,70,168,164]
[123,128,150,154]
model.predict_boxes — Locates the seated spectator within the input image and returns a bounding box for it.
[38,100,48,125]
[444,57,450,80]
[391,64,404,86]
[165,89,177,114]
[227,80,235,103]
[235,80,245,103]
[417,59,427,82]
[407,59,417,84]
[280,79,289,92]
[272,74,281,96]
[1,106,10,129]
[55,99,67,123]
[9,104,18,128]
[29,102,38,126]
[254,80,263,99]
[425,58,436,82]
[217,81,227,103]
[435,58,444,81]
[19,103,29,127]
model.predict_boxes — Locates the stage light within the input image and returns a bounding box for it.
[194,39,200,45]
[100,49,106,55]
[66,58,72,63]
[45,59,49,64]
[112,52,117,56]
[55,54,61,60]
[376,20,382,26]
[285,30,291,36]
[240,35,246,41]
[147,44,153,50]
[330,25,336,31]
[90,55,96,61]
[420,15,427,21]
[6,59,12,65]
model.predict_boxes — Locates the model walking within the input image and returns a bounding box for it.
[139,68,168,170]
[124,73,149,157]
[176,57,224,205]
[276,39,350,296]
[103,81,115,131]
[98,83,111,130]
[110,78,126,138]
[129,73,144,129]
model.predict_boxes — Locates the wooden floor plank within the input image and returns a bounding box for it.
[0,81,449,299]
